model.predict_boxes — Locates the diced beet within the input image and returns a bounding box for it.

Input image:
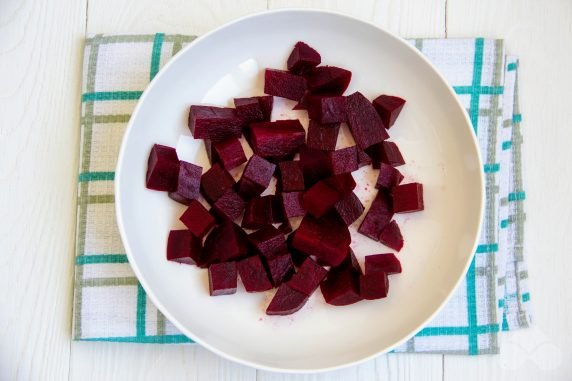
[299,145,332,185]
[315,211,351,267]
[287,257,328,296]
[357,149,372,168]
[379,220,404,251]
[258,96,274,122]
[188,106,243,142]
[236,155,276,199]
[359,272,389,300]
[392,182,424,213]
[271,194,286,223]
[320,270,362,306]
[248,226,288,259]
[166,230,202,265]
[212,190,245,221]
[266,284,309,316]
[242,196,273,229]
[307,66,352,95]
[208,262,237,296]
[179,200,216,239]
[379,141,405,167]
[335,248,363,276]
[287,41,321,75]
[324,173,356,196]
[249,120,306,158]
[146,144,179,191]
[234,97,264,123]
[334,192,365,225]
[291,214,324,255]
[264,69,307,101]
[345,92,389,150]
[202,221,249,266]
[307,96,347,124]
[376,163,404,189]
[327,146,358,175]
[286,234,308,267]
[302,180,343,218]
[372,95,406,128]
[365,253,402,274]
[237,255,273,292]
[278,220,292,234]
[168,161,202,204]
[208,138,246,170]
[279,192,305,218]
[306,120,340,151]
[358,189,393,241]
[200,163,236,204]
[265,253,295,286]
[277,161,305,192]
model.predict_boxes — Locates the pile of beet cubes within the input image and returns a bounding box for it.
[146,42,424,316]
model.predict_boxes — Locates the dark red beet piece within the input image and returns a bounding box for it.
[248,226,288,259]
[241,196,273,229]
[287,257,327,296]
[316,211,351,267]
[302,180,343,218]
[299,145,332,186]
[202,221,249,266]
[249,120,306,158]
[357,149,372,168]
[146,144,179,191]
[209,138,246,170]
[179,200,216,239]
[188,106,243,142]
[327,146,358,175]
[212,190,245,221]
[376,163,404,189]
[379,220,404,251]
[166,230,202,265]
[168,161,202,204]
[265,253,295,286]
[291,215,324,255]
[307,66,352,95]
[237,255,273,292]
[287,234,308,267]
[277,161,305,192]
[279,192,305,218]
[334,192,365,226]
[358,189,393,241]
[200,163,235,204]
[365,253,402,274]
[345,92,389,150]
[392,182,424,213]
[271,194,286,223]
[264,69,307,101]
[208,262,237,296]
[359,272,389,300]
[258,96,274,122]
[306,120,340,151]
[234,97,264,123]
[372,95,406,128]
[320,270,362,306]
[266,284,309,315]
[335,248,363,276]
[307,96,347,124]
[380,141,405,167]
[324,173,356,196]
[237,155,276,199]
[287,41,321,75]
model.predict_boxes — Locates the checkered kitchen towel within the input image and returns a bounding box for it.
[73,34,531,353]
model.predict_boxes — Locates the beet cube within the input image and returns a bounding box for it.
[146,144,179,191]
[307,66,352,95]
[380,141,405,167]
[208,262,237,296]
[392,182,424,213]
[345,92,389,150]
[248,226,288,259]
[302,180,343,218]
[200,163,236,204]
[237,155,276,199]
[357,149,372,168]
[299,145,332,185]
[287,257,327,296]
[376,163,404,189]
[179,200,216,239]
[202,221,249,266]
[316,211,351,267]
[379,220,404,251]
[212,190,245,221]
[335,248,363,276]
[188,106,243,142]
[265,253,295,286]
[279,191,305,218]
[168,161,202,204]
[306,120,340,151]
[209,138,246,170]
[249,120,306,158]
[287,234,308,267]
[358,189,393,241]
[237,255,273,292]
[277,161,305,192]
[166,230,202,265]
[234,97,264,123]
[372,95,406,128]
[307,96,347,124]
[359,272,389,300]
[287,41,321,75]
[320,270,362,306]
[324,173,356,196]
[271,194,286,223]
[291,215,324,256]
[241,196,273,229]
[266,284,309,316]
[258,96,274,122]
[334,192,365,225]
[365,253,402,274]
[327,146,358,175]
[264,69,307,101]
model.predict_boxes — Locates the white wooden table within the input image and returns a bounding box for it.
[2,0,571,379]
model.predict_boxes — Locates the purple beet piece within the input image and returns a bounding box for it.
[327,146,358,175]
[365,253,402,274]
[210,138,247,170]
[302,180,343,218]
[357,149,372,168]
[320,270,362,306]
[379,220,404,251]
[208,262,237,296]
[258,96,274,122]
[202,220,249,266]
[279,192,305,218]
[242,196,273,229]
[200,163,236,204]
[307,96,347,124]
[237,255,273,292]
[307,66,352,95]
[287,41,321,75]
[306,120,340,151]
[248,226,288,259]
[166,230,202,265]
[345,92,389,150]
[376,163,404,189]
[392,182,424,213]
[212,190,245,221]
[291,214,324,256]
[265,253,295,286]
[324,173,356,196]
[315,211,351,267]
[236,155,276,199]
[335,248,363,276]
[168,160,202,204]
[234,97,264,123]
[266,284,309,315]
[264,69,307,101]
[179,200,216,239]
[299,145,332,185]
[334,192,365,226]
[249,120,306,158]
[372,95,406,128]
[188,106,243,142]
[287,257,328,296]
[146,144,179,191]
[286,234,307,266]
[380,141,405,167]
[277,161,305,192]
[358,189,393,241]
[359,272,389,300]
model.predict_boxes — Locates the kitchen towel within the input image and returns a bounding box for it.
[72,34,531,354]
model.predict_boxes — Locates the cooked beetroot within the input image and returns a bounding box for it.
[287,234,308,267]
[287,257,327,296]
[358,189,393,241]
[327,146,358,175]
[299,145,332,185]
[345,92,389,150]
[237,256,273,292]
[200,163,236,204]
[168,160,202,204]
[359,272,389,300]
[306,120,340,151]
[287,41,321,75]
[380,141,405,167]
[212,190,245,221]
[258,96,274,122]
[236,155,276,199]
[376,163,404,189]
[188,106,243,142]
[248,226,288,259]
[307,96,347,124]
[146,144,179,191]
[264,69,307,101]
[315,211,351,267]
[277,160,304,192]
[234,97,264,123]
[372,95,406,128]
[379,220,404,251]
[357,149,372,168]
[392,182,424,213]
[279,191,305,218]
[336,248,363,276]
[320,270,362,306]
[179,200,216,239]
[241,196,273,229]
[307,66,352,95]
[249,120,306,158]
[266,284,309,315]
[365,253,402,274]
[334,192,365,226]
[271,194,286,223]
[291,214,324,255]
[302,180,343,218]
[265,253,294,286]
[208,138,246,170]
[166,230,202,265]
[202,221,249,266]
[324,173,356,196]
[208,262,237,296]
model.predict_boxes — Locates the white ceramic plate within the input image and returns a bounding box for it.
[116,9,484,373]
